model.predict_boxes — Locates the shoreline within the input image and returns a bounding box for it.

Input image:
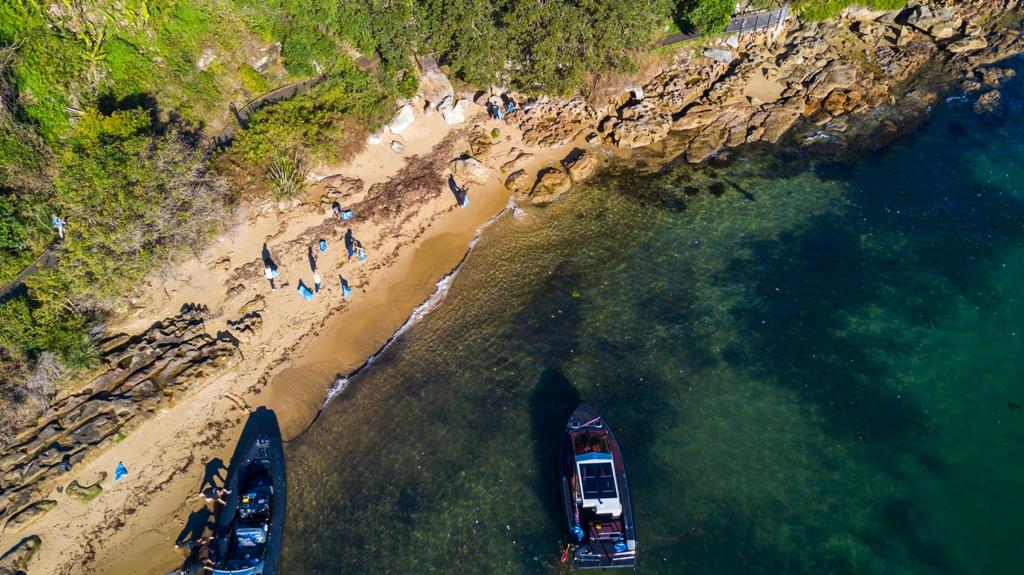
[0,98,589,575]
[2,1,1023,573]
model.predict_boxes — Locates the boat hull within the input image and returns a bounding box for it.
[214,413,287,575]
[560,403,637,569]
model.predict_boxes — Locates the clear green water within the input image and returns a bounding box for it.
[282,60,1024,575]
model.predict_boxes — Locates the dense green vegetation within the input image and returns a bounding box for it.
[791,0,906,20]
[0,0,908,417]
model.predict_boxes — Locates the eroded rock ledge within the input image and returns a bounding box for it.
[0,307,254,534]
[510,0,1023,165]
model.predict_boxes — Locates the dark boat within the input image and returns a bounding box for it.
[560,404,637,568]
[212,432,287,575]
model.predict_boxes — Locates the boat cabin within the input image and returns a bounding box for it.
[575,452,622,516]
[572,433,622,517]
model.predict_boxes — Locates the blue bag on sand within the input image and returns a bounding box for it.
[319,239,327,253]
[115,461,128,480]
[341,209,353,221]
[342,284,351,297]
[358,248,367,262]
[298,284,314,301]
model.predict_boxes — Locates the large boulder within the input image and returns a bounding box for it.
[904,5,962,39]
[440,97,468,125]
[418,68,455,111]
[468,126,494,157]
[759,103,803,143]
[563,151,600,181]
[449,157,490,185]
[388,104,416,134]
[504,170,530,193]
[528,167,573,204]
[611,110,672,148]
[703,48,734,64]
[974,90,1001,115]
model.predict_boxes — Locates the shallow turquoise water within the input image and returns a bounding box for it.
[282,59,1024,574]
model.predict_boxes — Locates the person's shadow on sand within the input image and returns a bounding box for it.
[198,457,226,494]
[175,506,214,546]
[261,243,277,269]
[447,175,467,206]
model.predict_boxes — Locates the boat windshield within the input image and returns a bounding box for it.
[580,462,617,499]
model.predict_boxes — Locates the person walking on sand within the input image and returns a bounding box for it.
[344,228,363,261]
[314,271,322,293]
[264,264,279,289]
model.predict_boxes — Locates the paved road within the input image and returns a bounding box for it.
[0,243,57,304]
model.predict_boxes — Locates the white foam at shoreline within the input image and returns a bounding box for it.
[321,206,509,409]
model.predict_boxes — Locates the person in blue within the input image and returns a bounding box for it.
[504,95,516,116]
[51,214,66,239]
[339,275,352,298]
[344,228,363,261]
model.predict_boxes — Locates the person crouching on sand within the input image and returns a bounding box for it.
[197,486,231,506]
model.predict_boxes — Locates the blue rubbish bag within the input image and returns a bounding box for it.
[342,284,352,298]
[358,248,367,262]
[319,239,327,253]
[115,461,128,480]
[613,540,628,553]
[297,283,314,301]
[341,209,353,221]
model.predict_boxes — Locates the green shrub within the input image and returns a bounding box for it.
[239,65,270,95]
[793,0,906,21]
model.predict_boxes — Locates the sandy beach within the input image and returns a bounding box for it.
[0,99,587,575]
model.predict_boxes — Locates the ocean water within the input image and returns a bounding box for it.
[281,59,1024,575]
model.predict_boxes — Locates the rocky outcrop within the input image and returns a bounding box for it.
[1,500,55,534]
[610,102,672,148]
[974,89,1002,114]
[0,307,243,530]
[504,169,530,193]
[0,535,40,575]
[514,99,595,148]
[468,126,494,158]
[66,472,105,503]
[563,150,600,182]
[525,166,573,205]
[505,0,1023,166]
[316,175,364,212]
[449,157,489,185]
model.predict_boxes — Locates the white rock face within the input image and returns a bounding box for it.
[704,48,734,64]
[441,98,469,125]
[418,68,455,110]
[388,104,416,134]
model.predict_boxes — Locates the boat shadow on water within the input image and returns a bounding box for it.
[528,369,581,542]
